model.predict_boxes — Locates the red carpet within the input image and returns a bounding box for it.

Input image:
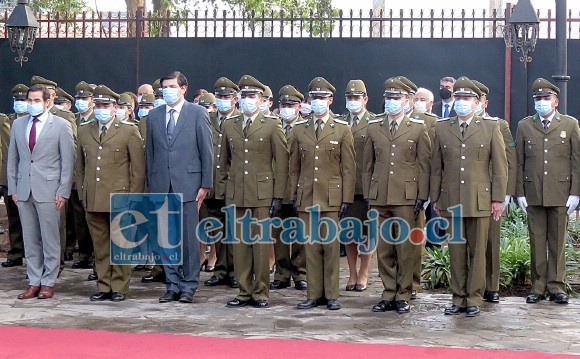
[0,326,574,359]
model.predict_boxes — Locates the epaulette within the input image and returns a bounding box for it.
[424,112,438,118]
[482,116,499,121]
[0,113,6,118]
[374,112,387,117]
[367,119,382,124]
[225,114,240,120]
[120,120,136,126]
[80,119,95,126]
[333,118,349,125]
[409,118,424,124]
[264,114,279,120]
[295,119,309,125]
[437,117,451,121]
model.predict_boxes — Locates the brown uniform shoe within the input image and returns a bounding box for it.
[37,286,55,299]
[17,286,41,299]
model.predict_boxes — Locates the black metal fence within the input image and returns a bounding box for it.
[0,7,580,39]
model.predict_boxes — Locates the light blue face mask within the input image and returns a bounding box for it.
[260,102,270,114]
[94,108,113,124]
[475,103,484,116]
[154,98,166,108]
[534,100,553,116]
[162,87,180,105]
[27,103,44,116]
[75,99,90,113]
[13,100,27,114]
[216,99,232,113]
[310,99,329,115]
[404,103,411,114]
[384,99,403,115]
[239,98,259,114]
[138,108,150,118]
[453,100,474,116]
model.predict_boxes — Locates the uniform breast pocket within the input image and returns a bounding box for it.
[328,177,342,207]
[326,144,339,161]
[476,143,490,161]
[255,138,271,153]
[111,148,127,163]
[405,142,417,162]
[554,141,571,157]
[524,139,537,157]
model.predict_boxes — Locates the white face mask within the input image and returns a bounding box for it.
[280,107,297,122]
[116,108,128,121]
[345,100,363,114]
[239,98,259,114]
[414,100,428,113]
[311,99,329,115]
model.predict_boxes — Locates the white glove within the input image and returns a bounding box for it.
[517,196,528,215]
[566,195,580,215]
[502,195,511,213]
[423,198,430,210]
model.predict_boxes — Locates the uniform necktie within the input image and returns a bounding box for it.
[315,119,323,139]
[285,124,292,135]
[219,117,224,132]
[443,104,450,118]
[542,119,550,130]
[352,116,358,132]
[100,125,107,143]
[167,109,176,142]
[244,117,252,137]
[460,122,468,138]
[29,117,39,152]
[390,121,397,137]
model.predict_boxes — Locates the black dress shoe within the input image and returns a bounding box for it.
[396,300,410,314]
[72,260,91,269]
[204,275,227,286]
[526,293,545,304]
[484,291,500,302]
[270,280,290,289]
[111,292,126,302]
[229,276,239,288]
[411,290,418,300]
[444,304,466,315]
[549,293,569,304]
[253,299,269,308]
[87,273,98,281]
[159,291,180,303]
[339,244,347,257]
[1,258,23,267]
[326,299,341,310]
[64,253,74,261]
[90,292,112,301]
[227,298,250,307]
[179,292,194,303]
[372,300,396,312]
[466,306,480,317]
[294,280,307,291]
[297,299,318,309]
[142,274,165,283]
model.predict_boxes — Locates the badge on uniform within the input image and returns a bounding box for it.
[560,131,566,138]
[330,140,339,144]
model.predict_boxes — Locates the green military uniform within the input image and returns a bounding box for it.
[362,78,431,309]
[216,75,289,305]
[430,77,508,312]
[207,77,242,287]
[54,87,74,111]
[515,78,580,301]
[272,85,307,287]
[261,86,275,116]
[76,86,146,298]
[290,77,356,306]
[136,93,155,147]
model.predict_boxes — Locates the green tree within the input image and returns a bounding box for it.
[28,0,89,14]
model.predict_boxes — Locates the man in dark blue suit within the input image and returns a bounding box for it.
[146,71,213,303]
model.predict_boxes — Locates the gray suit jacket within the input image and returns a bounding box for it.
[145,101,213,202]
[7,112,75,202]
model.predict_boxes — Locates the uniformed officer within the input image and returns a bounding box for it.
[76,85,145,301]
[472,79,516,303]
[152,79,166,108]
[340,79,373,292]
[363,78,431,314]
[431,76,508,317]
[205,77,241,289]
[291,77,356,310]
[198,93,217,112]
[0,84,28,268]
[270,85,307,291]
[54,87,74,112]
[216,75,288,308]
[116,93,136,123]
[260,86,275,116]
[516,78,580,305]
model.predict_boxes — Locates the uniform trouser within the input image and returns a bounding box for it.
[17,196,61,287]
[413,209,426,291]
[233,207,270,301]
[213,198,235,280]
[449,216,489,307]
[300,211,340,300]
[527,206,567,295]
[65,189,93,261]
[85,211,131,294]
[486,215,502,292]
[374,205,415,302]
[274,204,306,283]
[5,193,24,260]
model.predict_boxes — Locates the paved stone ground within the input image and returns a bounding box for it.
[0,258,579,355]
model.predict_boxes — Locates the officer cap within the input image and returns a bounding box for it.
[383,77,411,98]
[118,93,134,107]
[396,76,418,94]
[93,85,120,103]
[308,77,335,97]
[453,76,482,98]
[263,86,273,99]
[279,85,304,104]
[532,78,560,98]
[30,75,57,90]
[139,93,155,106]
[199,93,216,106]
[344,80,367,96]
[55,87,74,104]
[214,77,240,95]
[472,80,489,96]
[152,79,163,96]
[75,81,94,98]
[238,75,266,94]
[12,84,29,100]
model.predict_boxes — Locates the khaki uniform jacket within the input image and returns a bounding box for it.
[430,116,508,217]
[210,108,241,199]
[282,115,302,204]
[51,106,77,137]
[362,115,431,205]
[342,110,373,196]
[515,111,580,206]
[289,116,356,212]
[409,109,437,142]
[488,116,517,196]
[76,117,146,212]
[216,112,288,207]
[137,115,148,147]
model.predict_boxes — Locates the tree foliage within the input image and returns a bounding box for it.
[28,0,89,14]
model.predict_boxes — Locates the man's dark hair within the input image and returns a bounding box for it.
[27,84,51,101]
[192,89,208,98]
[161,71,188,88]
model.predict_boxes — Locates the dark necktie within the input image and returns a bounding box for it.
[352,116,358,132]
[219,117,224,132]
[460,122,468,138]
[542,119,550,131]
[444,104,450,118]
[244,118,252,137]
[100,125,107,143]
[29,117,39,152]
[285,124,292,135]
[315,119,323,139]
[167,109,176,142]
[390,121,397,137]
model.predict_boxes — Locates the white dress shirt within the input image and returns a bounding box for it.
[26,110,49,146]
[166,98,185,128]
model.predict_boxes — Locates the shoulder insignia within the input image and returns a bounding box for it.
[295,119,309,125]
[120,120,136,126]
[367,119,382,124]
[225,114,240,120]
[483,116,498,121]
[80,119,95,126]
[424,112,438,118]
[0,113,6,117]
[264,115,279,119]
[409,118,424,124]
[333,118,349,125]
[437,117,451,122]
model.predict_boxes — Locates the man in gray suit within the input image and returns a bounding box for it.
[146,71,213,304]
[7,84,75,300]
